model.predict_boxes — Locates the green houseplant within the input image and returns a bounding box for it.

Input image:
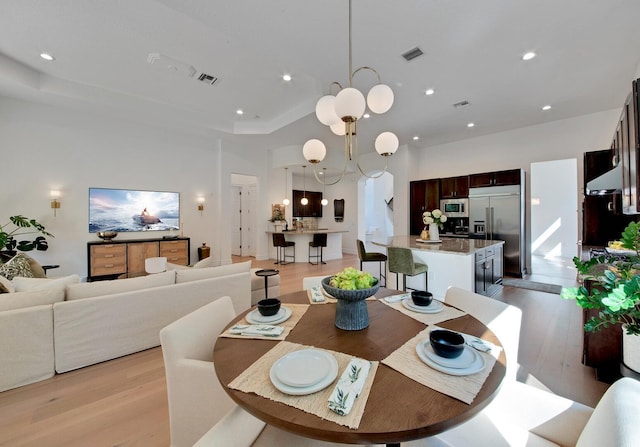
[561,221,640,336]
[0,215,53,255]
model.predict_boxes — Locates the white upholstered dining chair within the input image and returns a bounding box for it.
[145,256,167,274]
[302,275,328,290]
[160,296,237,447]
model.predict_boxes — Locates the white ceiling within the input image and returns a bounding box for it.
[1,0,640,155]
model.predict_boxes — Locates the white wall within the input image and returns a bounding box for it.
[0,96,269,277]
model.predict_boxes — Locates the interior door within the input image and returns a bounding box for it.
[231,186,242,256]
[244,184,257,257]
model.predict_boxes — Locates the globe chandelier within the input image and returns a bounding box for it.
[302,0,399,185]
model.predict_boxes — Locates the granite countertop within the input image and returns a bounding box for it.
[372,235,504,256]
[265,229,348,234]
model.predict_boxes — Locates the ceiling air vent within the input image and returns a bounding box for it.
[197,73,219,86]
[453,100,470,109]
[402,47,424,62]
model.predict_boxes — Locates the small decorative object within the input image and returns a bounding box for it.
[270,204,285,222]
[561,221,640,373]
[420,227,429,240]
[97,231,118,242]
[423,209,447,241]
[197,243,210,260]
[322,267,380,331]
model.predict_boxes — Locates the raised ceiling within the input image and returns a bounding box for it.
[1,0,640,153]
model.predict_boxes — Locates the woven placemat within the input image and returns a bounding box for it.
[381,298,467,326]
[228,340,378,429]
[219,303,309,340]
[306,289,378,305]
[381,326,497,404]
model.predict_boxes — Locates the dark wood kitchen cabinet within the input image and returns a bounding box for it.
[439,175,469,198]
[293,190,323,217]
[469,169,521,188]
[409,179,439,235]
[619,80,640,215]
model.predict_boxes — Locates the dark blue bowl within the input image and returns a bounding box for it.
[429,329,465,358]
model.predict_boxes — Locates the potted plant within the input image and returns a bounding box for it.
[561,221,640,373]
[0,215,53,261]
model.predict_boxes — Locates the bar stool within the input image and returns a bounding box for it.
[356,239,387,287]
[308,233,327,265]
[272,233,295,265]
[387,246,428,292]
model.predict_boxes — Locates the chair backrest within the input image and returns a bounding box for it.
[302,275,327,290]
[194,406,266,447]
[443,286,522,381]
[145,256,167,274]
[272,233,285,247]
[356,239,367,261]
[387,246,417,275]
[312,233,327,246]
[160,296,237,447]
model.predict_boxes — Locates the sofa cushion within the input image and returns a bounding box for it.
[0,253,34,280]
[0,288,62,311]
[576,377,640,447]
[65,270,176,301]
[166,262,191,271]
[176,261,251,283]
[0,275,13,293]
[194,257,216,268]
[12,274,81,294]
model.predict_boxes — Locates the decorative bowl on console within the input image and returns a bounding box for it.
[97,231,118,242]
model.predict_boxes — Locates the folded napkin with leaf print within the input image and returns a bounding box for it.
[229,324,284,337]
[308,286,326,302]
[328,358,371,416]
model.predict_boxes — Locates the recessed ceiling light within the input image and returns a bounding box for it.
[236,109,244,115]
[467,122,475,128]
[425,88,435,96]
[363,113,370,119]
[522,51,536,61]
[40,53,55,61]
[413,136,419,141]
[542,105,552,111]
[282,74,292,82]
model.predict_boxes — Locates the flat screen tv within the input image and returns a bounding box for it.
[89,187,180,233]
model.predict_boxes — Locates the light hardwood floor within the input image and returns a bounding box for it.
[0,254,609,447]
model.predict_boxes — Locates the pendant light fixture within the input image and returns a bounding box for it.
[321,168,328,206]
[301,165,308,205]
[302,0,399,185]
[282,167,290,206]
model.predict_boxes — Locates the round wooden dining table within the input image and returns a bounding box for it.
[213,288,506,446]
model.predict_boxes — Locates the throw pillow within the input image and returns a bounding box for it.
[194,257,217,268]
[0,275,13,293]
[0,253,34,280]
[12,274,81,301]
[25,255,46,278]
[65,270,175,301]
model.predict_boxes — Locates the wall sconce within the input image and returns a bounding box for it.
[50,190,61,216]
[197,196,205,215]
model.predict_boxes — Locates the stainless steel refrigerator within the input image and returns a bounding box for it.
[469,185,526,277]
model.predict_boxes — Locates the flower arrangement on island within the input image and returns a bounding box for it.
[422,209,447,229]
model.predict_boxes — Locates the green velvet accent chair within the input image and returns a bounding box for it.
[387,246,428,292]
[356,239,387,287]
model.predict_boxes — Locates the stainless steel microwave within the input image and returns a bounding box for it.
[440,198,469,218]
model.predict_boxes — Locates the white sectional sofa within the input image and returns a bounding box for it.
[0,261,253,392]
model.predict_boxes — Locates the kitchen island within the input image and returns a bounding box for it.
[372,236,505,298]
[266,230,347,263]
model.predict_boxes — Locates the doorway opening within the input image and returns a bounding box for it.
[529,159,578,287]
[359,171,394,255]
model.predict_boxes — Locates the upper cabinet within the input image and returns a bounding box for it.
[439,175,469,198]
[620,79,640,214]
[292,190,323,217]
[469,169,521,188]
[409,179,440,234]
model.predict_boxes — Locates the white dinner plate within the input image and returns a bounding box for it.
[269,349,338,395]
[416,238,442,244]
[245,306,292,325]
[416,340,485,376]
[401,298,444,314]
[422,341,476,369]
[273,349,332,387]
